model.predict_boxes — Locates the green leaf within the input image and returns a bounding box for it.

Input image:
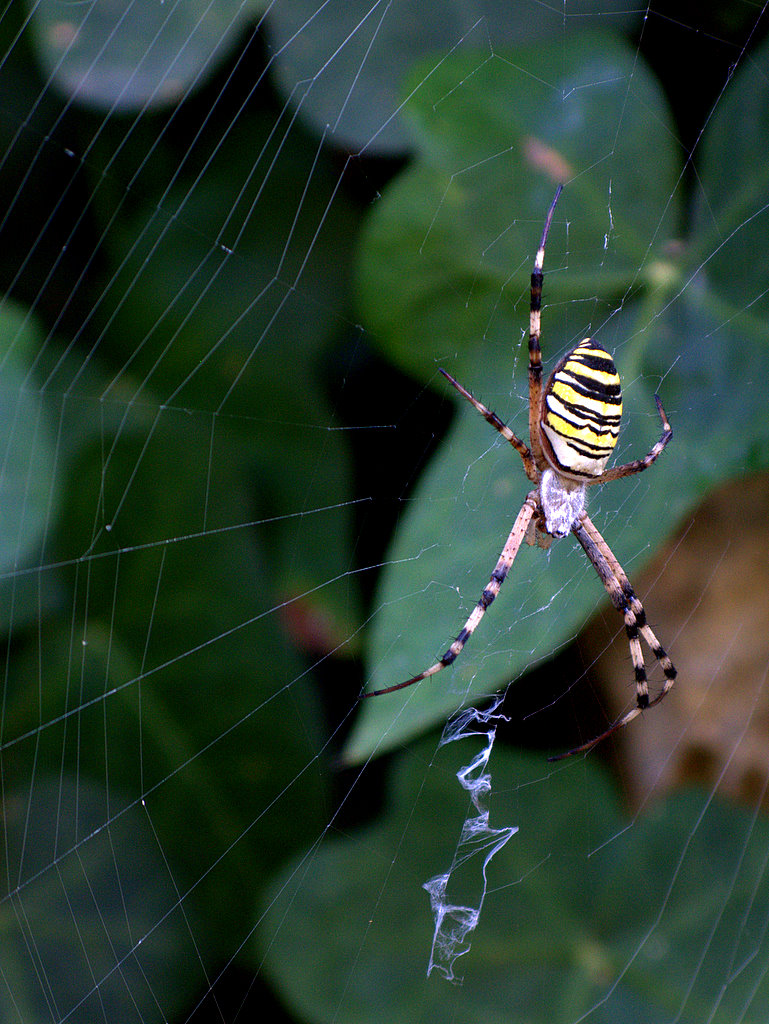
[355,31,681,382]
[0,302,61,633]
[3,407,329,961]
[29,0,262,111]
[84,107,363,650]
[347,31,769,761]
[1,776,194,1023]
[0,302,59,571]
[346,321,679,760]
[257,742,769,1023]
[267,1,642,154]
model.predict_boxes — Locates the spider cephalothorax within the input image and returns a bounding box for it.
[364,187,676,760]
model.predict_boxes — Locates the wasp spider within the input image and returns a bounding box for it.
[364,186,676,760]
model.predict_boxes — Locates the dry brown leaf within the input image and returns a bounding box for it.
[581,472,769,808]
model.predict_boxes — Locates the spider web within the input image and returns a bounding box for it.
[2,2,769,1022]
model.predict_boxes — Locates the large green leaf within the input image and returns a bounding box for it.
[347,31,769,760]
[0,303,58,570]
[0,302,61,633]
[267,1,642,154]
[257,741,769,1023]
[3,402,329,961]
[76,104,363,654]
[355,32,681,382]
[1,777,194,1024]
[29,0,262,111]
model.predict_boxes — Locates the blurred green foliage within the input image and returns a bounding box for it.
[0,3,767,1022]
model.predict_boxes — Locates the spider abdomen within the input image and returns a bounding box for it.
[540,338,622,478]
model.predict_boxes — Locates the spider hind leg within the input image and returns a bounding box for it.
[549,514,677,760]
[363,497,537,698]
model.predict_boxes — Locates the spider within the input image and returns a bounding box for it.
[364,185,677,760]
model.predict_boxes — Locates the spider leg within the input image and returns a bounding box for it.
[548,513,676,760]
[363,494,537,697]
[529,185,562,468]
[589,395,672,485]
[579,514,676,696]
[439,369,538,482]
[548,703,645,761]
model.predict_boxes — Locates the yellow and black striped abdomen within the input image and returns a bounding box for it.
[540,338,622,478]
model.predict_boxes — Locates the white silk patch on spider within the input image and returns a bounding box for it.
[539,468,586,538]
[423,697,518,982]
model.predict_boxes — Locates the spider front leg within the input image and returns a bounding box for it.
[439,369,538,482]
[589,395,672,485]
[363,495,537,697]
[528,184,563,468]
[549,513,677,760]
